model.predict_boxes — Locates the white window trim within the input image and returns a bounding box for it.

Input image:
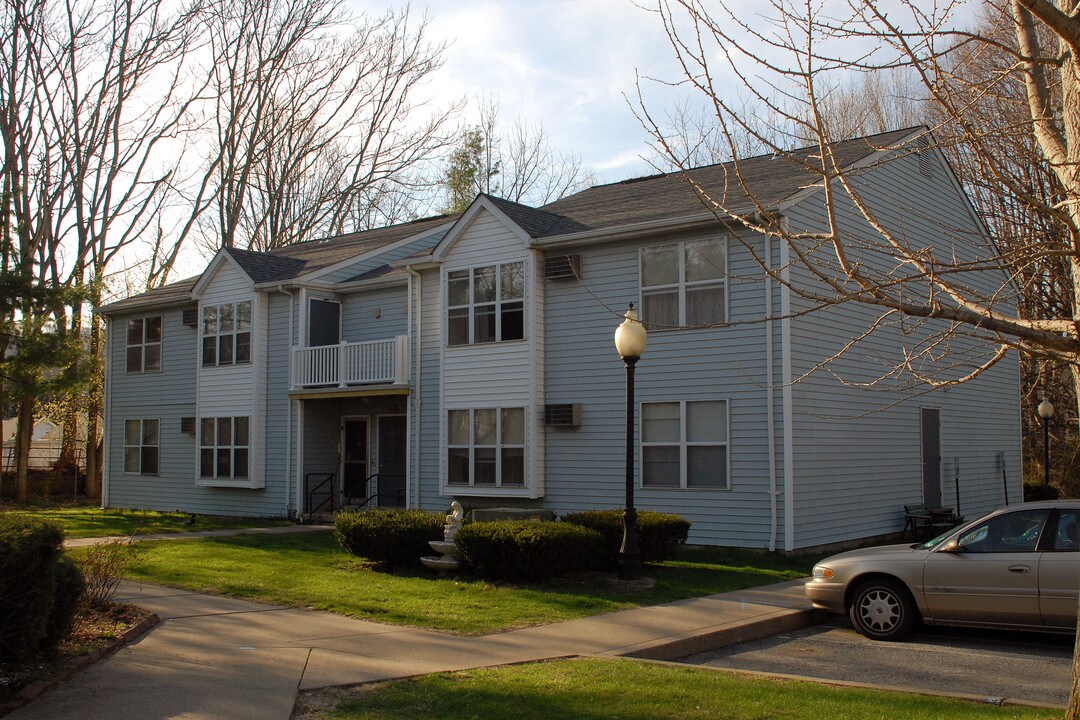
[639,237,728,330]
[123,418,159,476]
[198,415,250,483]
[125,316,163,373]
[640,399,730,490]
[201,300,253,367]
[445,261,526,347]
[444,406,528,493]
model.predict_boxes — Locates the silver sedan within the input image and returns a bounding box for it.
[804,500,1080,640]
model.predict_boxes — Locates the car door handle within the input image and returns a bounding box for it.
[1008,565,1031,573]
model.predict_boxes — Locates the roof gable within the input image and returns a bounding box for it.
[428,196,536,262]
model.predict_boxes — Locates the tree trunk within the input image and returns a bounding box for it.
[14,393,33,502]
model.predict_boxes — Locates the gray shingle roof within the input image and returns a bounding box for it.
[539,128,919,234]
[99,128,919,314]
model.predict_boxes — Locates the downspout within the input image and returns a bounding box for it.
[781,235,795,551]
[101,317,112,508]
[765,237,778,551]
[277,285,295,518]
[407,267,422,509]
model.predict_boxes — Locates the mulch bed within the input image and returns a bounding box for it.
[0,603,159,717]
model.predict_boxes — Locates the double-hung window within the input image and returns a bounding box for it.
[640,238,726,329]
[124,419,159,475]
[200,416,249,480]
[447,262,525,346]
[202,301,252,367]
[447,408,525,487]
[641,400,728,489]
[126,316,162,372]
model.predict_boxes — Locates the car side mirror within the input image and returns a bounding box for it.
[936,538,962,553]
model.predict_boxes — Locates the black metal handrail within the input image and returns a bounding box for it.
[305,472,335,520]
[351,473,380,510]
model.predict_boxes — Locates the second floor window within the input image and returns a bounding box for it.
[202,301,252,367]
[447,262,525,346]
[640,238,726,329]
[126,316,162,372]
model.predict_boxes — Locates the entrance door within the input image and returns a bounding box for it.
[341,418,369,502]
[921,408,941,508]
[377,415,407,507]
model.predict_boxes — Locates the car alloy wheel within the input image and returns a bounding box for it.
[848,579,916,641]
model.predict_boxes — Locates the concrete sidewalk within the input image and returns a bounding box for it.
[6,578,817,720]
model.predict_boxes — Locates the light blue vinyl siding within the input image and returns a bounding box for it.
[542,229,781,547]
[413,268,443,509]
[341,286,407,343]
[106,307,288,516]
[782,148,1021,548]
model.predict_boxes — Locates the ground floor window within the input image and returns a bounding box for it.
[124,419,159,474]
[641,400,728,489]
[447,407,525,487]
[200,416,249,479]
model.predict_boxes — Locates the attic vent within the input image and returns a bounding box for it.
[182,307,199,327]
[544,254,581,281]
[544,403,581,427]
[181,417,196,434]
[917,136,933,179]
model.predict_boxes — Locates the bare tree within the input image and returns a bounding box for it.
[639,0,1080,711]
[157,0,456,262]
[441,98,593,213]
[1,0,200,496]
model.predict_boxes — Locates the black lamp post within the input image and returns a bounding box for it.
[614,304,647,581]
[1038,398,1054,485]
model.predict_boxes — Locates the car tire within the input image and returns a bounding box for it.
[848,578,917,641]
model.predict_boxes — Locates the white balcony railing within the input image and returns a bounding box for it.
[291,336,409,389]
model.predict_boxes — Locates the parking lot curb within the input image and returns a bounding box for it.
[612,607,826,661]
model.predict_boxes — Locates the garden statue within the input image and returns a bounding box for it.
[444,501,464,540]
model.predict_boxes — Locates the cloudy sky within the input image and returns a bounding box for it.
[352,0,697,185]
[346,0,985,187]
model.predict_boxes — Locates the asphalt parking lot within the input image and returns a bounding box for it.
[679,618,1072,708]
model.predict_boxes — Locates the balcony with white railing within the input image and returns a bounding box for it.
[291,336,409,390]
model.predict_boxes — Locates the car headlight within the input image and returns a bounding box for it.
[812,565,834,579]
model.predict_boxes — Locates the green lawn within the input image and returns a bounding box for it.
[303,658,1056,720]
[2,504,292,538]
[123,532,814,634]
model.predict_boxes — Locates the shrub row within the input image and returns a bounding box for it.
[0,515,84,663]
[562,510,691,565]
[454,520,604,584]
[332,507,693,583]
[334,508,444,569]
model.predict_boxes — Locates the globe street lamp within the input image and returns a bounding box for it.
[1038,398,1054,486]
[614,304,647,581]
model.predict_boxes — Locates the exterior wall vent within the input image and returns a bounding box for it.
[544,403,581,427]
[544,254,581,281]
[182,307,199,327]
[180,417,196,434]
[917,136,933,179]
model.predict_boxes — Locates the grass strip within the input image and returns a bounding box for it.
[2,505,291,539]
[307,657,1056,720]
[123,532,810,634]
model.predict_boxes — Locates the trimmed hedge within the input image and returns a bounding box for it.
[0,514,84,662]
[335,509,444,568]
[454,520,604,583]
[561,510,691,565]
